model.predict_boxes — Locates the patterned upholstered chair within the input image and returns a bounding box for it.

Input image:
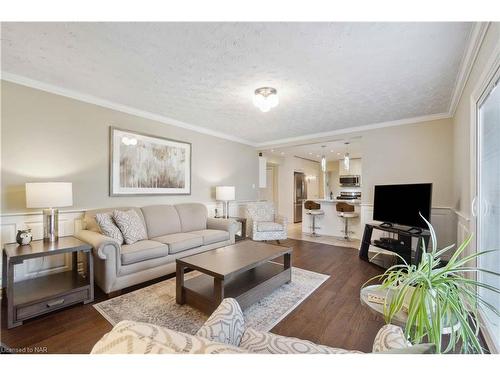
[91,298,435,354]
[245,202,287,242]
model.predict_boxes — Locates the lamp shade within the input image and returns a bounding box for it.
[216,186,235,201]
[26,182,73,208]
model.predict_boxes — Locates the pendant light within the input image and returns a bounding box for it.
[321,145,326,172]
[344,142,350,171]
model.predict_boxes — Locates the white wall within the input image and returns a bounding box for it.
[1,81,259,214]
[0,81,261,285]
[359,118,454,207]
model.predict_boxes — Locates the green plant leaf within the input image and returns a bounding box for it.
[368,220,499,354]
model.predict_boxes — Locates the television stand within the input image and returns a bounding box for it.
[359,222,431,266]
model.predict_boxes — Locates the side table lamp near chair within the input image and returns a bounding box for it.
[215,185,235,219]
[2,181,93,329]
[25,182,73,242]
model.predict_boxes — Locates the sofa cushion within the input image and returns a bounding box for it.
[120,240,168,265]
[174,203,207,232]
[91,320,246,354]
[152,232,203,254]
[189,229,229,245]
[257,221,284,232]
[141,205,181,238]
[239,328,362,354]
[84,207,146,233]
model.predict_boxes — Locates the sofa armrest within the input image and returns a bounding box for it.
[207,218,238,237]
[275,215,288,226]
[196,298,245,347]
[92,320,246,354]
[372,324,410,352]
[239,328,362,354]
[252,220,258,232]
[75,229,121,260]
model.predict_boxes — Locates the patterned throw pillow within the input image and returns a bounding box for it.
[113,210,148,245]
[196,298,245,347]
[372,324,409,352]
[95,212,124,244]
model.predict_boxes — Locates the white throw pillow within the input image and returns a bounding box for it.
[113,210,148,245]
[95,212,124,244]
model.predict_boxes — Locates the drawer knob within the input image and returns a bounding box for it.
[46,298,65,308]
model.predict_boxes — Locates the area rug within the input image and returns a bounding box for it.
[94,266,329,334]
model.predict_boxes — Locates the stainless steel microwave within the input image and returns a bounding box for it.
[339,175,361,187]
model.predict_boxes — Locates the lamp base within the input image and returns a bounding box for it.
[222,201,231,219]
[43,208,59,242]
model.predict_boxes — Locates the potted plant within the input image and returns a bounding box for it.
[366,216,500,353]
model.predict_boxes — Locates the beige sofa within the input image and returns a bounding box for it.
[76,203,237,294]
[91,298,435,354]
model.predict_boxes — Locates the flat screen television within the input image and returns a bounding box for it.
[373,183,432,228]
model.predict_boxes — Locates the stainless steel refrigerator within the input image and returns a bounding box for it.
[294,172,307,223]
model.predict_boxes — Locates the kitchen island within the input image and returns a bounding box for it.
[301,199,362,239]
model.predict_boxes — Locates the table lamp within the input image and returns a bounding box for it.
[216,186,235,219]
[26,182,73,242]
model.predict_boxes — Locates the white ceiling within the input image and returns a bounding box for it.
[1,22,472,145]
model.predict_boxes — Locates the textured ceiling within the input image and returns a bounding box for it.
[1,22,472,144]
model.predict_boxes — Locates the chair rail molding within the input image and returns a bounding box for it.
[0,201,255,287]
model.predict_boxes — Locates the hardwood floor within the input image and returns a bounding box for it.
[1,239,386,353]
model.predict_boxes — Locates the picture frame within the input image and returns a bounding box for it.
[109,127,191,196]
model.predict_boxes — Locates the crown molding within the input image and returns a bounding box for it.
[3,72,455,150]
[448,22,490,116]
[1,72,258,147]
[0,200,263,217]
[256,112,451,148]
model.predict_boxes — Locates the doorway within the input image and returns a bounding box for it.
[263,163,279,209]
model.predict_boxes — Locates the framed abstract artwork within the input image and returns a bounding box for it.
[110,127,191,196]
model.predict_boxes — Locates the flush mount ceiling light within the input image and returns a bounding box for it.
[253,87,279,112]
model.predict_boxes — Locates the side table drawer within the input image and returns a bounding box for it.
[16,288,90,320]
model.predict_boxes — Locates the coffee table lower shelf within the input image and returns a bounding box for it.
[180,262,291,314]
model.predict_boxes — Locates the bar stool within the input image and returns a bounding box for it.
[336,202,359,241]
[304,200,324,237]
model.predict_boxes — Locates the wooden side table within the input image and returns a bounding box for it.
[2,236,94,329]
[215,216,247,242]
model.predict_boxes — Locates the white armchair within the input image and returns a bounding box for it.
[245,202,287,242]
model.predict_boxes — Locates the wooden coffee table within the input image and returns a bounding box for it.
[176,241,292,314]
